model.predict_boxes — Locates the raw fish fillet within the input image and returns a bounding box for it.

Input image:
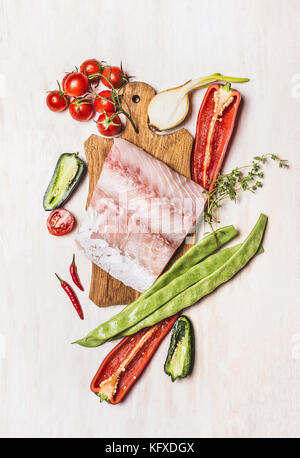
[77,138,206,292]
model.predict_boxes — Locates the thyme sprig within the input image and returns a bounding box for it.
[203,154,289,232]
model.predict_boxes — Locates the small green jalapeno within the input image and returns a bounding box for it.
[164,316,194,382]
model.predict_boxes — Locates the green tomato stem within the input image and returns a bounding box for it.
[183,73,249,93]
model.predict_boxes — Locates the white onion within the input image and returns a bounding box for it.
[147,73,249,132]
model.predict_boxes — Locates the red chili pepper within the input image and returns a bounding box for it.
[55,273,84,320]
[70,254,84,291]
[90,314,180,404]
[192,82,241,192]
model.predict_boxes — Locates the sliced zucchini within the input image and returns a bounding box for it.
[43,153,85,211]
[164,316,194,382]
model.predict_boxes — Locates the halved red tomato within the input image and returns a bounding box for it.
[47,208,75,236]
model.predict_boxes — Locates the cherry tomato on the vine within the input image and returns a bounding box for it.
[62,72,74,92]
[46,86,69,112]
[80,59,102,82]
[47,208,75,236]
[101,66,126,89]
[96,112,122,137]
[94,90,116,114]
[69,97,94,122]
[64,72,89,97]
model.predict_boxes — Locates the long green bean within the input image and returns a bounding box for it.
[136,225,237,302]
[109,244,241,340]
[119,214,267,336]
[74,226,237,347]
[75,216,266,348]
[118,243,264,337]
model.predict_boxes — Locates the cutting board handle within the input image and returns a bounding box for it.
[121,81,156,138]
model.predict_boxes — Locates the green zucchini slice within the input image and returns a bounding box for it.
[164,316,194,382]
[43,153,85,211]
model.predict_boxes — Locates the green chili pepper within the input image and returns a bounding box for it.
[164,316,194,382]
[74,226,238,347]
[118,214,267,336]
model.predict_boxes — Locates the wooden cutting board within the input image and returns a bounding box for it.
[84,81,194,307]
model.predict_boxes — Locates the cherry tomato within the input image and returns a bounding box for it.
[64,72,89,97]
[46,91,69,112]
[69,98,94,122]
[101,66,126,89]
[80,59,102,82]
[47,209,75,236]
[62,72,74,92]
[96,112,122,137]
[94,90,116,114]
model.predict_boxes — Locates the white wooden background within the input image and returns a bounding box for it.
[0,0,299,438]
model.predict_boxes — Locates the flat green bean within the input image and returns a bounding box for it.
[74,225,238,347]
[118,214,267,336]
[118,243,264,337]
[135,225,238,302]
[117,244,241,337]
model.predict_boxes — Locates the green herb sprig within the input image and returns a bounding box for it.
[203,154,289,232]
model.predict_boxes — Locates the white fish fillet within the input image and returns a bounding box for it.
[77,138,206,292]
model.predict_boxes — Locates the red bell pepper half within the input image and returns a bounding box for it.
[90,314,179,404]
[192,82,241,191]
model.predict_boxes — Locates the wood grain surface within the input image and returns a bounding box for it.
[84,81,194,306]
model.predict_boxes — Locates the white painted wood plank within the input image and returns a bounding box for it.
[0,0,299,438]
